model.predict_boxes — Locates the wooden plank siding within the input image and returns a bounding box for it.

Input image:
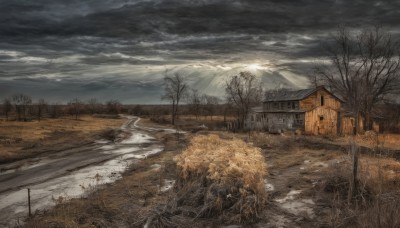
[301,88,341,135]
[299,89,341,111]
[246,86,344,135]
[305,107,338,135]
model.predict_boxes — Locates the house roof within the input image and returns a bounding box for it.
[264,88,316,102]
[264,86,344,102]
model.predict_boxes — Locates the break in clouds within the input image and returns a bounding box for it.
[1,0,400,103]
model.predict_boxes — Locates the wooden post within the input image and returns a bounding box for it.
[28,188,31,217]
[348,142,359,203]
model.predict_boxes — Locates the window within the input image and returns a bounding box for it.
[321,96,325,106]
[320,116,324,121]
[287,102,291,109]
[292,102,295,109]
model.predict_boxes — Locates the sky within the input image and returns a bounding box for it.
[0,0,399,104]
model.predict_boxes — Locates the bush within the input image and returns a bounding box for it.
[146,134,267,226]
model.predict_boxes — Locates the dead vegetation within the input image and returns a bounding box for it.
[0,115,125,163]
[23,118,400,228]
[145,134,267,226]
[321,145,400,227]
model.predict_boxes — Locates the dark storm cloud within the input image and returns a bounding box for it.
[0,0,400,102]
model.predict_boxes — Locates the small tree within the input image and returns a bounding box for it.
[225,72,263,128]
[36,98,47,122]
[162,73,188,125]
[68,98,82,120]
[87,98,99,115]
[3,98,12,121]
[48,102,60,119]
[106,100,121,115]
[132,105,143,116]
[202,94,220,120]
[12,94,32,121]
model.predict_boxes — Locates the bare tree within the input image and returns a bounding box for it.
[68,98,82,120]
[225,71,263,128]
[36,98,47,122]
[314,26,400,132]
[187,89,202,120]
[202,94,220,120]
[48,102,61,119]
[12,94,32,121]
[162,73,188,125]
[87,98,99,115]
[106,100,121,114]
[3,98,12,121]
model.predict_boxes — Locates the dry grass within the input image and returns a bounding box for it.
[323,151,400,227]
[145,134,268,225]
[359,156,400,194]
[343,133,400,150]
[0,116,125,141]
[0,116,125,162]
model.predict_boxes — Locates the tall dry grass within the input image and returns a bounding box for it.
[146,134,268,226]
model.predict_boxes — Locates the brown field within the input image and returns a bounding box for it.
[0,116,125,163]
[22,117,400,227]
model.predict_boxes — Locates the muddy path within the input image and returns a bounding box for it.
[0,116,175,227]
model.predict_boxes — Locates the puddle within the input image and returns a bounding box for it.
[275,190,315,218]
[100,145,116,150]
[312,162,328,168]
[159,179,175,192]
[120,133,154,144]
[0,116,172,227]
[264,179,275,191]
[95,139,110,144]
[150,164,161,170]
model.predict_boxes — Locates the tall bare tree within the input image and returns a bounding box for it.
[3,98,12,121]
[186,89,202,120]
[36,98,47,122]
[12,94,32,121]
[314,26,400,132]
[162,73,188,125]
[225,71,263,128]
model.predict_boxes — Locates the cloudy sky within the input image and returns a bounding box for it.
[0,0,399,104]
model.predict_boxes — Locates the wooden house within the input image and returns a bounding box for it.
[245,86,343,135]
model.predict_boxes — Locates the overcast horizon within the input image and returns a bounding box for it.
[1,0,400,104]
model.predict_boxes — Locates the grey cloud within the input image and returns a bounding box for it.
[0,0,399,102]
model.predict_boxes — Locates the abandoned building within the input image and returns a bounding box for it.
[245,86,344,135]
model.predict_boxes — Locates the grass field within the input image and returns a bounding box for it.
[0,115,125,162]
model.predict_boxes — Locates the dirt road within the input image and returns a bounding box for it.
[0,116,169,227]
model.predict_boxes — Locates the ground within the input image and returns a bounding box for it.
[0,115,125,164]
[5,115,400,227]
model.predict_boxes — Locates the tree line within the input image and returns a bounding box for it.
[162,71,262,127]
[1,95,125,121]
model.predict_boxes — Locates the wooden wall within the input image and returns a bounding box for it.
[305,107,338,135]
[300,89,341,112]
[301,88,342,135]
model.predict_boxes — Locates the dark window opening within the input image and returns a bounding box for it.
[320,116,324,121]
[321,96,325,106]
